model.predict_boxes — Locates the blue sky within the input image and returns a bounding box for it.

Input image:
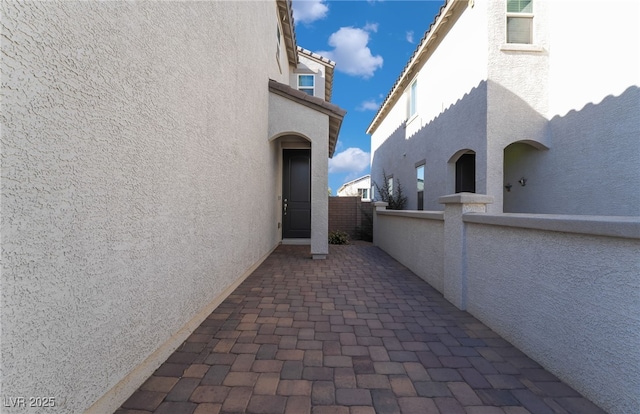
[291,0,444,194]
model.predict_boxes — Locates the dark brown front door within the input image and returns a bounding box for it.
[283,149,311,238]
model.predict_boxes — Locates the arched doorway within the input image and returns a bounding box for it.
[454,151,476,193]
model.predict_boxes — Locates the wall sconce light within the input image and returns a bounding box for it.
[518,177,527,186]
[504,183,512,192]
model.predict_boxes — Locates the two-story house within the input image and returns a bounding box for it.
[2,1,344,412]
[368,0,639,216]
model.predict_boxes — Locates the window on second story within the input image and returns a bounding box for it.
[507,0,533,44]
[408,79,418,119]
[298,74,315,96]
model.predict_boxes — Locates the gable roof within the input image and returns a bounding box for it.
[269,79,346,158]
[367,0,466,135]
[297,47,336,102]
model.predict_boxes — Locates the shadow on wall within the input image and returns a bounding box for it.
[503,85,640,216]
[372,82,639,216]
[371,80,549,211]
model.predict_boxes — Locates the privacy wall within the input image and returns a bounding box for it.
[374,198,640,414]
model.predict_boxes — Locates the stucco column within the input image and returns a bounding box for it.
[438,193,493,310]
[372,201,388,246]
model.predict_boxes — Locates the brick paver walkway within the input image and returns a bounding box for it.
[116,244,605,414]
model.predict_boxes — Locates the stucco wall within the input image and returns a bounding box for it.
[373,207,640,414]
[503,87,640,215]
[370,1,488,210]
[374,210,444,292]
[268,92,330,256]
[464,216,640,414]
[2,2,286,412]
[372,0,639,216]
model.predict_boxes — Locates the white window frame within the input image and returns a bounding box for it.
[407,79,418,120]
[298,74,315,96]
[276,24,282,71]
[506,0,533,45]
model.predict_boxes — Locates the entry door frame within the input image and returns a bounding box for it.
[282,148,312,239]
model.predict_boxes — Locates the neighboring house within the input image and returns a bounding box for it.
[337,174,371,201]
[2,1,344,413]
[368,0,639,216]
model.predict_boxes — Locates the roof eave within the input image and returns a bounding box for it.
[278,0,298,66]
[269,80,346,158]
[366,0,465,135]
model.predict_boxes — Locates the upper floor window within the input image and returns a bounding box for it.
[298,74,315,96]
[507,0,533,44]
[408,79,418,119]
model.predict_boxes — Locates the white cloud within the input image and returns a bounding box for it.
[317,26,383,78]
[329,147,371,174]
[363,22,379,33]
[292,0,329,24]
[406,30,415,43]
[357,99,380,111]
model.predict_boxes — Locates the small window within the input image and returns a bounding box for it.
[387,176,393,195]
[408,79,418,118]
[298,74,315,96]
[416,165,424,210]
[362,188,368,200]
[506,0,533,44]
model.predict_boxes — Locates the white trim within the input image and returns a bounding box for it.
[500,43,544,52]
[297,74,315,96]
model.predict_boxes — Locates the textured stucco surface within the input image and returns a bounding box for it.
[374,211,444,292]
[371,1,489,211]
[268,92,330,256]
[465,221,640,414]
[2,1,289,412]
[370,0,639,216]
[374,209,640,414]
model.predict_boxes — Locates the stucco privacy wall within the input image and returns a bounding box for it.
[464,218,640,414]
[373,208,640,414]
[268,92,330,257]
[373,209,444,292]
[2,2,286,412]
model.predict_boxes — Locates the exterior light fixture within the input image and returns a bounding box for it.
[504,183,512,192]
[518,177,527,186]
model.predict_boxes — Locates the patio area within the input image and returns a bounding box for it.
[116,244,605,414]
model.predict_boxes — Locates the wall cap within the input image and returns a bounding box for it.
[464,213,640,240]
[374,201,389,208]
[377,210,444,221]
[438,193,494,205]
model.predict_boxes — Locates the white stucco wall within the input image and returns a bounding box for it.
[373,207,640,414]
[2,1,288,412]
[370,1,489,210]
[268,92,330,257]
[374,211,445,292]
[547,0,640,117]
[464,216,640,414]
[499,0,640,216]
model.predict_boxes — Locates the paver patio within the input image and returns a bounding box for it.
[116,244,605,414]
